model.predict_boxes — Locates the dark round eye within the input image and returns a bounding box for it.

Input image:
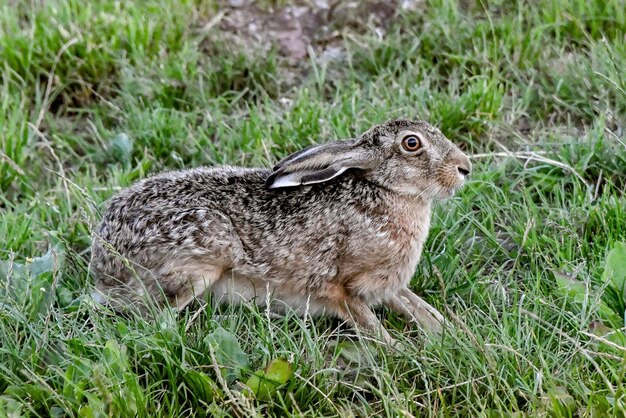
[402,135,421,152]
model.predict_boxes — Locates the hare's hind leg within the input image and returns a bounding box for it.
[385,288,446,334]
[159,264,225,310]
[93,265,222,314]
[336,297,394,344]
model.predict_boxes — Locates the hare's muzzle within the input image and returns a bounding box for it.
[450,150,472,180]
[437,149,472,196]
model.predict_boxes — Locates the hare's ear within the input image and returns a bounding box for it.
[266,140,378,189]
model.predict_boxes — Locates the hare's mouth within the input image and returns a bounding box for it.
[439,186,458,199]
[435,177,466,199]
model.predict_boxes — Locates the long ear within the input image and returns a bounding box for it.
[265,139,378,189]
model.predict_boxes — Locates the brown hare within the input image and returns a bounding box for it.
[90,119,471,342]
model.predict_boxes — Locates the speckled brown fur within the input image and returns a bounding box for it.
[90,119,471,341]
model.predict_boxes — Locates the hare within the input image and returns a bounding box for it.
[90,119,471,342]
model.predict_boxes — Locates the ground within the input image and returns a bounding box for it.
[1,0,626,416]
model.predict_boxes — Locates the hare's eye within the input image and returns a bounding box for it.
[402,135,421,152]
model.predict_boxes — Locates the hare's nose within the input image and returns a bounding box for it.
[451,151,472,177]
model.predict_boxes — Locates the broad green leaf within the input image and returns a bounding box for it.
[49,406,66,418]
[183,370,219,403]
[28,248,64,276]
[110,133,134,164]
[545,386,576,416]
[203,327,249,383]
[604,329,626,347]
[113,372,143,416]
[588,393,612,417]
[0,396,23,418]
[335,340,369,364]
[155,327,181,346]
[0,248,64,314]
[102,340,128,380]
[590,320,626,354]
[28,273,55,319]
[554,271,588,301]
[3,384,48,404]
[260,358,292,383]
[244,358,293,401]
[0,259,26,282]
[63,359,94,402]
[596,300,623,328]
[79,393,107,418]
[602,242,626,298]
[483,410,525,418]
[554,271,622,326]
[56,286,74,308]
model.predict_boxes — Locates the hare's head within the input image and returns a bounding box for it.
[266,119,471,200]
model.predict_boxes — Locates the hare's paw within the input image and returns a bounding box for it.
[385,288,448,334]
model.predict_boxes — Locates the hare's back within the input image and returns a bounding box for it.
[107,167,269,213]
[94,166,270,256]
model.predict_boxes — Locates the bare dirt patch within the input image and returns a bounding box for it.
[205,0,424,71]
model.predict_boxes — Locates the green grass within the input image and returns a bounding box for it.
[1,0,626,416]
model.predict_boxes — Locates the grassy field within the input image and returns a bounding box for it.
[1,0,626,416]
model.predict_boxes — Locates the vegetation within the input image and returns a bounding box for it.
[1,0,625,416]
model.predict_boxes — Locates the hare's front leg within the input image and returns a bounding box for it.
[335,297,394,344]
[385,288,446,334]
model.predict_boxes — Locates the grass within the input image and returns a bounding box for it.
[1,0,625,416]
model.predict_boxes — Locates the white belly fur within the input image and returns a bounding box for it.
[211,271,330,316]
